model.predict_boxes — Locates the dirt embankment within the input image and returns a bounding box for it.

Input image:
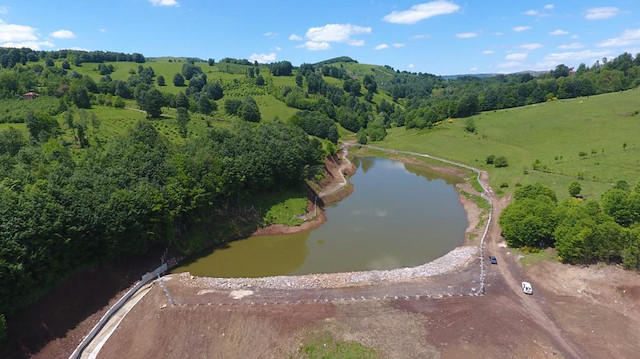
[253,147,356,236]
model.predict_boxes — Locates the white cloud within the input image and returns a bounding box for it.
[297,41,330,51]
[497,61,522,69]
[64,46,90,51]
[99,28,107,33]
[383,1,460,24]
[149,0,179,6]
[408,64,415,69]
[469,67,478,72]
[289,34,303,41]
[263,32,277,38]
[536,49,610,68]
[525,10,539,16]
[505,52,528,61]
[305,23,371,47]
[549,29,568,36]
[544,4,554,10]
[412,34,430,39]
[249,52,277,63]
[571,35,579,39]
[517,43,543,51]
[456,32,478,38]
[50,29,76,39]
[585,7,620,20]
[481,50,494,55]
[0,23,38,42]
[558,43,585,50]
[597,29,640,48]
[374,43,389,50]
[274,46,282,51]
[513,26,532,32]
[392,43,405,48]
[1,41,54,50]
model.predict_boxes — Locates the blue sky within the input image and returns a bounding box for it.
[2,0,640,75]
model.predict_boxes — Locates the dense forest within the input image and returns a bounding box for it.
[500,182,640,270]
[2,48,640,339]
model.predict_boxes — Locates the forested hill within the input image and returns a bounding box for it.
[2,47,640,331]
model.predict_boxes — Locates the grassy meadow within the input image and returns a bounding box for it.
[378,89,640,199]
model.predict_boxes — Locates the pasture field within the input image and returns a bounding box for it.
[379,89,640,199]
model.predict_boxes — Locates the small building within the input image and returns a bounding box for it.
[23,92,39,100]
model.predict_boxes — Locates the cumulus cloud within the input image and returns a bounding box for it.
[544,4,554,10]
[263,32,277,38]
[374,43,389,50]
[305,23,371,46]
[392,43,405,48]
[505,52,528,61]
[536,49,610,68]
[597,29,640,48]
[297,41,330,51]
[50,29,76,39]
[517,43,543,51]
[513,26,532,32]
[408,64,415,69]
[0,23,38,42]
[149,0,179,6]
[524,10,539,16]
[557,43,585,50]
[383,1,460,24]
[481,50,494,55]
[249,52,277,63]
[289,34,303,41]
[2,41,54,50]
[456,32,478,38]
[585,7,620,20]
[412,34,430,39]
[549,29,568,36]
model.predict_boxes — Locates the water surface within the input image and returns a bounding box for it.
[174,157,467,277]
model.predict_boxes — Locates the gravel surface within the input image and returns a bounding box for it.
[186,246,479,290]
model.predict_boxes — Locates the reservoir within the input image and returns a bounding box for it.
[174,157,468,277]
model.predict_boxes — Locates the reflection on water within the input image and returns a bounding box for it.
[174,157,467,277]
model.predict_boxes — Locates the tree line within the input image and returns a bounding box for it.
[0,118,323,321]
[499,182,640,270]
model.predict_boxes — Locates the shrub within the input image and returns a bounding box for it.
[500,182,509,188]
[494,156,508,168]
[486,154,495,165]
[568,181,582,197]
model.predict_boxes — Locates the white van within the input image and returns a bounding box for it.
[521,281,533,295]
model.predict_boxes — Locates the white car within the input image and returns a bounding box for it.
[521,281,533,295]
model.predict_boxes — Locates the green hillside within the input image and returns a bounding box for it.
[379,89,640,199]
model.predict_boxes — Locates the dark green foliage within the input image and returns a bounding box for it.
[0,313,5,343]
[493,156,508,168]
[514,183,558,203]
[486,154,495,165]
[255,75,265,86]
[207,58,215,66]
[69,85,91,109]
[0,127,25,155]
[500,196,559,247]
[238,96,260,122]
[157,75,165,86]
[363,74,377,93]
[202,82,224,100]
[182,62,202,80]
[356,129,368,144]
[175,91,189,109]
[366,122,387,142]
[465,118,476,133]
[343,78,361,95]
[269,61,293,76]
[456,93,478,117]
[197,96,215,115]
[136,88,164,119]
[61,61,70,70]
[173,73,185,87]
[26,111,60,141]
[321,66,348,79]
[114,97,125,108]
[291,111,339,143]
[176,107,190,138]
[568,181,582,197]
[225,99,242,115]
